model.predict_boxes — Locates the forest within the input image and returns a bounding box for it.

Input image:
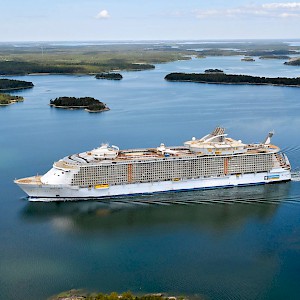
[50,97,109,112]
[95,73,123,80]
[164,72,300,86]
[0,78,34,91]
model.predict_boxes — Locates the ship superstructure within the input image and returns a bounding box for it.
[15,127,291,201]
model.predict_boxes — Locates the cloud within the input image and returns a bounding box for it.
[194,2,300,19]
[96,10,110,19]
[262,2,300,9]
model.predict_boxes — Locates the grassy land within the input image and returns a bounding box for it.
[0,44,191,75]
[0,93,24,105]
[0,41,299,75]
[50,290,188,300]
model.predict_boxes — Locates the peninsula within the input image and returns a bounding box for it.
[164,72,300,87]
[95,73,123,80]
[50,97,109,113]
[0,93,24,105]
[0,78,34,91]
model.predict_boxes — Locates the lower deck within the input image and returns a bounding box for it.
[17,169,291,201]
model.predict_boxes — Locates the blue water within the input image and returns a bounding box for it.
[1,56,300,300]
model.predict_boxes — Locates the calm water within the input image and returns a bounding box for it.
[1,56,300,300]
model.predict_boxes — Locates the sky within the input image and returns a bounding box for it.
[1,0,300,41]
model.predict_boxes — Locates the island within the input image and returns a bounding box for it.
[0,78,34,91]
[50,97,109,113]
[0,93,24,105]
[284,57,300,66]
[204,69,224,73]
[164,72,300,87]
[259,55,290,60]
[95,73,123,80]
[241,56,255,62]
[51,290,187,300]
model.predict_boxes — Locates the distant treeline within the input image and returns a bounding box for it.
[164,72,300,87]
[0,78,34,91]
[95,73,123,80]
[0,61,86,75]
[259,55,290,60]
[50,96,108,112]
[245,49,293,56]
[0,60,155,75]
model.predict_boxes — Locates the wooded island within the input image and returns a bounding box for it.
[50,97,109,113]
[95,73,123,80]
[164,72,300,87]
[0,78,34,91]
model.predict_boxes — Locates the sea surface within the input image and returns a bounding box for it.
[1,56,300,300]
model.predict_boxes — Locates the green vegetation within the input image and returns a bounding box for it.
[0,78,34,91]
[0,93,24,105]
[165,72,300,87]
[259,55,290,60]
[245,49,292,56]
[0,44,187,75]
[50,97,109,112]
[50,290,187,300]
[0,42,299,75]
[95,73,123,80]
[284,58,300,66]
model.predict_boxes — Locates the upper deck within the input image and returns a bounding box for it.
[53,127,280,170]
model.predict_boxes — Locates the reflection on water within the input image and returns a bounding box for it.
[16,183,299,300]
[21,184,291,234]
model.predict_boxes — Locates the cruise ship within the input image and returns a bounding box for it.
[15,127,291,202]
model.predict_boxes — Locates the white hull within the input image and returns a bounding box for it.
[16,169,291,202]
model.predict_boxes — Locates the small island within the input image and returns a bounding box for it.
[0,93,24,105]
[95,73,123,80]
[128,63,155,71]
[164,72,300,87]
[284,57,300,66]
[204,69,224,73]
[51,290,187,300]
[0,78,34,91]
[50,97,109,113]
[241,56,255,62]
[259,55,290,60]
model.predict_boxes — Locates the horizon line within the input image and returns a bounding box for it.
[1,38,300,44]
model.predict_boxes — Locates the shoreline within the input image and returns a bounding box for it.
[50,104,110,112]
[165,79,300,87]
[0,86,33,91]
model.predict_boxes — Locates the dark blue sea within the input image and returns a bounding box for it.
[1,56,300,300]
